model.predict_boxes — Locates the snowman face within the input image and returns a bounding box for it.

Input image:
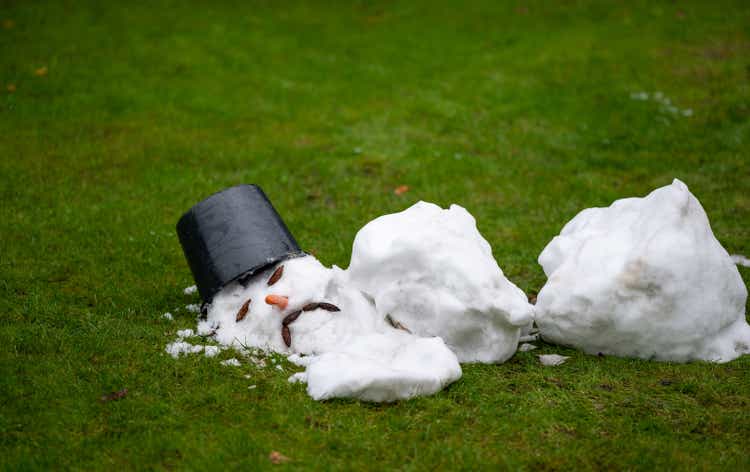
[258,256,333,315]
[207,256,387,354]
[262,262,342,347]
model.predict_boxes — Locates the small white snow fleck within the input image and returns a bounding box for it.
[165,341,203,358]
[519,343,537,352]
[248,385,257,389]
[249,357,267,368]
[176,329,194,338]
[162,312,174,321]
[183,285,198,295]
[244,374,252,379]
[204,346,221,357]
[731,254,750,267]
[682,108,693,117]
[221,358,241,367]
[630,91,649,101]
[539,354,569,366]
[185,304,201,313]
[275,365,283,371]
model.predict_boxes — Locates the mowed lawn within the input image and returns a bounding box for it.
[2,0,749,469]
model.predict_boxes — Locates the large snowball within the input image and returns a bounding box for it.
[536,179,750,363]
[347,201,534,363]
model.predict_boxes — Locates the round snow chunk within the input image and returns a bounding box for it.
[536,179,750,363]
[348,201,534,363]
[298,331,462,402]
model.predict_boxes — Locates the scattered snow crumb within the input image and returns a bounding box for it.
[165,341,203,358]
[519,343,537,352]
[275,365,283,371]
[519,333,540,342]
[183,285,198,295]
[629,91,693,117]
[249,357,267,369]
[730,254,750,268]
[162,312,173,321]
[176,329,194,339]
[244,374,252,379]
[185,304,201,313]
[248,385,257,389]
[204,346,221,357]
[221,358,241,367]
[539,354,569,366]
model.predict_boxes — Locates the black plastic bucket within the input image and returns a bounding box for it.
[176,184,305,303]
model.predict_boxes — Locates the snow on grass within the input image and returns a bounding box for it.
[630,91,693,117]
[176,329,194,339]
[166,341,204,358]
[204,346,221,357]
[539,354,570,366]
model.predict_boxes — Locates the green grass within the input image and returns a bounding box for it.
[2,0,750,469]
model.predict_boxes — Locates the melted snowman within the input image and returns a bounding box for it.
[189,201,533,401]
[201,255,462,402]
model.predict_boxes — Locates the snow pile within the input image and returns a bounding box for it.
[166,202,528,401]
[536,179,750,363]
[347,202,534,363]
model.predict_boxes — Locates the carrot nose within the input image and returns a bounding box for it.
[265,294,289,310]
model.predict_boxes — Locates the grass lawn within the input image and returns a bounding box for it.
[2,0,750,469]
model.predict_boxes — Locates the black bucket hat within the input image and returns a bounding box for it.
[176,184,305,303]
